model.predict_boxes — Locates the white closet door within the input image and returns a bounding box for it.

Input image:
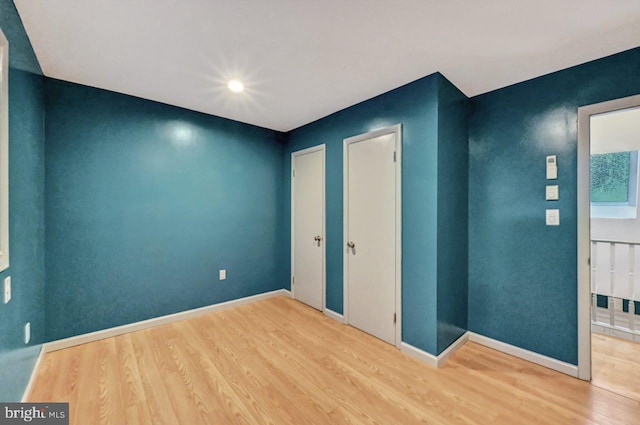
[346,132,397,344]
[292,146,325,310]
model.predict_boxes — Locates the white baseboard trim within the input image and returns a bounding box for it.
[436,332,469,366]
[21,345,45,402]
[400,332,469,368]
[323,308,345,323]
[467,332,579,377]
[400,342,437,367]
[283,289,292,298]
[43,289,289,353]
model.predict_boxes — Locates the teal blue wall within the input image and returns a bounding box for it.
[44,79,285,341]
[0,0,46,401]
[4,0,639,378]
[436,77,468,353]
[285,73,468,355]
[468,46,640,364]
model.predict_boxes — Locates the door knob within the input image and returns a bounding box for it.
[314,235,322,242]
[347,241,355,249]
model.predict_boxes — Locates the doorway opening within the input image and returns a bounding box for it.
[578,95,640,401]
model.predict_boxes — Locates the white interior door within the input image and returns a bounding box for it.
[345,126,400,345]
[292,145,325,311]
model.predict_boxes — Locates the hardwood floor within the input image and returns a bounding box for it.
[592,332,640,402]
[29,296,640,424]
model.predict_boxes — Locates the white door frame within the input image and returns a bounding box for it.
[343,124,402,349]
[577,93,640,381]
[291,144,326,312]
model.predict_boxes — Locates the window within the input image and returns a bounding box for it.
[590,151,639,219]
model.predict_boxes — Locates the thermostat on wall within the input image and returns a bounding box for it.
[546,155,558,179]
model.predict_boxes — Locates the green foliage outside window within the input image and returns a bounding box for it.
[590,152,631,203]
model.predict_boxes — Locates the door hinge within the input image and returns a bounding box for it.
[292,276,295,285]
[293,169,296,178]
[393,313,396,324]
[393,151,396,162]
[588,257,591,266]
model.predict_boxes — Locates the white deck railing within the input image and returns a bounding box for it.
[591,239,640,341]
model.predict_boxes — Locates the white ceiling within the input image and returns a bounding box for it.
[14,0,640,132]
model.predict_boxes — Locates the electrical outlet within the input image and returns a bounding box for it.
[3,276,10,304]
[219,269,226,280]
[24,322,30,344]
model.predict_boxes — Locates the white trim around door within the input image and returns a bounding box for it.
[343,124,402,348]
[577,93,640,381]
[291,144,326,312]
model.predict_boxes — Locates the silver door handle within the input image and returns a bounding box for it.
[314,235,322,242]
[347,241,355,249]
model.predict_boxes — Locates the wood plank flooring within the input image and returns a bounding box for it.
[592,332,640,402]
[28,296,640,424]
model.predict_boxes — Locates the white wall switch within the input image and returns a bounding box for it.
[24,322,30,344]
[3,276,10,304]
[546,155,558,179]
[219,269,226,280]
[546,209,560,226]
[546,185,559,201]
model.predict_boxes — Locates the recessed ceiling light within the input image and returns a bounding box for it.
[227,80,244,93]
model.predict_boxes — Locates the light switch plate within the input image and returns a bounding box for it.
[546,209,560,226]
[219,269,226,280]
[546,185,559,201]
[3,276,10,304]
